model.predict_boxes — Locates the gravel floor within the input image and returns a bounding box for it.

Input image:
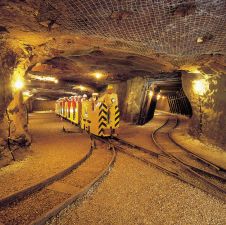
[0,142,112,225]
[171,118,226,170]
[49,153,226,225]
[117,115,168,153]
[0,113,91,198]
[119,113,226,170]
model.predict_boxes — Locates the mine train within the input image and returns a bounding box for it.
[55,85,120,137]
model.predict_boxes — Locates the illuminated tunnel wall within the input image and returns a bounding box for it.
[182,73,226,148]
[112,74,192,125]
[32,100,56,112]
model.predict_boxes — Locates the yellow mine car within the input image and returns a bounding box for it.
[55,85,120,137]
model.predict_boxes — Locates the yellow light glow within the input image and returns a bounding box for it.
[80,85,85,91]
[157,94,161,100]
[13,79,24,90]
[162,96,166,99]
[149,90,153,97]
[193,79,208,96]
[94,72,103,79]
[28,73,58,83]
[190,69,201,74]
[23,90,32,97]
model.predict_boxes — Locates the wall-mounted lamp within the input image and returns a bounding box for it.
[79,85,85,91]
[192,79,209,135]
[13,79,24,90]
[94,72,103,80]
[157,94,161,100]
[149,90,153,97]
[193,79,208,96]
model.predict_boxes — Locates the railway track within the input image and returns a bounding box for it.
[0,138,116,225]
[111,117,226,202]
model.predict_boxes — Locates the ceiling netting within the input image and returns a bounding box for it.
[38,0,226,65]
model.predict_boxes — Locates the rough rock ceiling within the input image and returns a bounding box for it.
[38,0,226,65]
[0,0,225,99]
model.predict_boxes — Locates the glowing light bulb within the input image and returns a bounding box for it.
[193,79,208,96]
[54,79,59,84]
[80,85,85,91]
[13,79,24,90]
[149,90,153,97]
[157,94,161,100]
[94,72,103,79]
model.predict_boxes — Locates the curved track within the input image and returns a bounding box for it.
[112,116,226,202]
[0,138,116,225]
[151,117,226,188]
[0,144,93,208]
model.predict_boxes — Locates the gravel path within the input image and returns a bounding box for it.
[171,118,226,170]
[0,142,112,225]
[0,113,91,198]
[49,153,226,225]
[119,114,226,170]
[117,115,167,153]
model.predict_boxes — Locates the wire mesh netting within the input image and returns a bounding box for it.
[37,0,226,65]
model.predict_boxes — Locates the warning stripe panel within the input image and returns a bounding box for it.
[98,115,107,122]
[98,121,107,129]
[115,120,119,127]
[98,109,108,116]
[98,128,104,135]
[99,103,107,110]
[115,114,120,121]
[115,109,120,115]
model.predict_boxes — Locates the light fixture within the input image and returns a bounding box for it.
[197,37,203,43]
[193,79,208,96]
[149,90,153,97]
[188,69,201,74]
[80,85,85,91]
[157,94,161,100]
[13,79,24,90]
[35,97,47,101]
[28,73,58,83]
[94,72,103,79]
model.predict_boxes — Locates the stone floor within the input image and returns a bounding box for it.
[0,112,90,198]
[49,153,226,225]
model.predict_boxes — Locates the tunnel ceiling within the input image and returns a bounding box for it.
[0,0,226,99]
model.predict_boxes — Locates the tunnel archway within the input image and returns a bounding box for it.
[138,73,192,125]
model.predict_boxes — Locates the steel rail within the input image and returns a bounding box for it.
[168,121,224,172]
[151,116,226,201]
[0,137,93,207]
[29,140,116,225]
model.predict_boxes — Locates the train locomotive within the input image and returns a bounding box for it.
[55,85,120,137]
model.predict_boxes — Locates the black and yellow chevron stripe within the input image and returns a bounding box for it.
[98,103,108,136]
[115,105,120,128]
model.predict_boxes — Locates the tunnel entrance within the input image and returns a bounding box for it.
[138,74,192,125]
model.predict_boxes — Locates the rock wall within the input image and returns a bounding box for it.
[182,73,226,149]
[0,42,17,145]
[0,41,32,147]
[32,100,56,112]
[113,77,146,123]
[111,81,127,115]
[156,98,170,112]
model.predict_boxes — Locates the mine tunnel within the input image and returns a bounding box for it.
[0,1,226,225]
